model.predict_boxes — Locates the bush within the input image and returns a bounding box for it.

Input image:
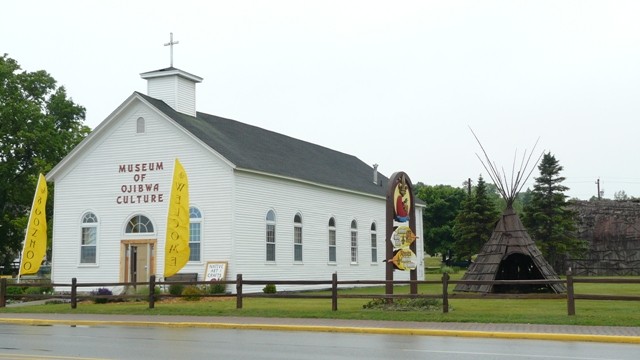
[207,282,226,294]
[24,286,46,295]
[21,281,53,295]
[6,286,24,296]
[92,288,113,304]
[134,285,161,296]
[116,285,161,302]
[262,283,277,294]
[168,284,184,296]
[439,266,458,274]
[363,297,443,311]
[36,280,53,294]
[181,286,203,301]
[45,299,68,305]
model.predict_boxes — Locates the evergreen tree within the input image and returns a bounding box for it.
[522,153,587,271]
[452,175,500,261]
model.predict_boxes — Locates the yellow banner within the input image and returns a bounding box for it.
[164,159,190,278]
[19,174,48,276]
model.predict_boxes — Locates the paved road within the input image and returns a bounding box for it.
[1,322,640,360]
[1,312,639,345]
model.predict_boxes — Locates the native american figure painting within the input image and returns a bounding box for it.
[394,175,411,223]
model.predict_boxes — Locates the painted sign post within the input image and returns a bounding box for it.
[385,172,418,295]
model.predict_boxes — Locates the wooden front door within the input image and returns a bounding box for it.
[121,240,156,283]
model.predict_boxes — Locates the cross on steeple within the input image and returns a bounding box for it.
[164,32,179,67]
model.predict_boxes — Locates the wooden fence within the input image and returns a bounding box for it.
[1,272,639,316]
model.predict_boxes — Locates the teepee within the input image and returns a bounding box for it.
[454,131,566,293]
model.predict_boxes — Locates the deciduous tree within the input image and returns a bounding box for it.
[0,54,90,273]
[414,183,466,261]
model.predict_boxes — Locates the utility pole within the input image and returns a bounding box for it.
[463,178,472,196]
[596,178,601,200]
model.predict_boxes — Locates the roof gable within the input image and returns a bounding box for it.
[47,92,144,181]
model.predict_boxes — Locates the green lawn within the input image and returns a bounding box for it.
[2,272,638,327]
[424,255,443,268]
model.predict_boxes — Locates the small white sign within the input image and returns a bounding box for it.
[204,262,227,281]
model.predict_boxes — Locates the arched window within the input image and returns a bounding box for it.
[266,210,276,262]
[80,212,98,264]
[294,213,303,262]
[126,214,154,234]
[350,219,358,263]
[136,117,145,133]
[370,222,377,263]
[328,217,337,263]
[189,207,202,262]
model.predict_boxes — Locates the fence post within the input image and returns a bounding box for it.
[331,272,338,311]
[566,269,575,316]
[236,274,243,309]
[149,275,156,309]
[442,272,449,313]
[71,278,77,309]
[0,278,6,308]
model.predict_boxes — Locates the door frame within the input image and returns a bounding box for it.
[120,239,157,283]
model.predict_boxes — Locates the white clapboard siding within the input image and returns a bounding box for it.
[230,171,418,293]
[147,76,197,117]
[51,99,234,288]
[50,93,424,294]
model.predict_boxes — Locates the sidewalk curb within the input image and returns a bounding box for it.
[2,317,639,345]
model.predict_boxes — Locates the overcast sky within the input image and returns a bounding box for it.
[3,1,640,200]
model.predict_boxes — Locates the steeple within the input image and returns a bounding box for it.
[140,67,203,117]
[140,33,203,117]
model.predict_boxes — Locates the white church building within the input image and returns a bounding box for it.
[47,66,425,292]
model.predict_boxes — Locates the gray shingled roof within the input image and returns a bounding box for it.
[137,92,390,197]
